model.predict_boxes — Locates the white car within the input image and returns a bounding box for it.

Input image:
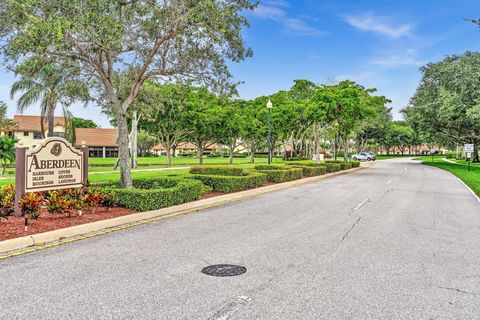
[352,152,376,161]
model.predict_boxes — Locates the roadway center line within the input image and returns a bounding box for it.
[352,198,370,212]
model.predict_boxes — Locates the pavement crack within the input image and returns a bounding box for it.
[207,295,251,320]
[341,216,362,242]
[435,285,478,296]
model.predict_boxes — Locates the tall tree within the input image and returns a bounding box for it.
[182,88,222,165]
[216,99,249,164]
[130,82,192,167]
[403,52,480,160]
[0,0,255,187]
[10,57,88,137]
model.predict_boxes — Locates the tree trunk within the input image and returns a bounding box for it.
[131,111,138,169]
[47,102,55,137]
[165,146,172,167]
[249,143,256,163]
[172,145,176,157]
[117,112,132,188]
[344,138,349,162]
[314,127,321,164]
[198,146,204,165]
[229,145,234,165]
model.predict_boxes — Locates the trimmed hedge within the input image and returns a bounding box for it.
[287,165,326,177]
[253,164,286,170]
[323,163,341,173]
[351,161,360,168]
[254,166,303,183]
[190,165,244,176]
[98,177,205,212]
[339,162,353,170]
[190,172,266,192]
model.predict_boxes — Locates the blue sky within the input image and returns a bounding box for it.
[1,0,480,127]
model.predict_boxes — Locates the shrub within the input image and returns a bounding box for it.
[287,165,326,177]
[18,192,44,220]
[351,161,360,168]
[339,162,353,170]
[190,171,266,192]
[104,177,205,212]
[253,165,285,170]
[255,167,303,183]
[445,151,457,159]
[0,184,15,221]
[45,191,71,215]
[323,163,341,173]
[190,165,244,176]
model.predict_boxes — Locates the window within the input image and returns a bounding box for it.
[89,147,103,158]
[50,132,65,137]
[33,131,43,139]
[23,131,29,136]
[105,147,118,158]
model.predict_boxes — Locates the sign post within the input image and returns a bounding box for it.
[465,144,474,173]
[14,137,87,216]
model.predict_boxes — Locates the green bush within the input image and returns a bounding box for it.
[323,163,341,173]
[286,160,316,166]
[253,164,285,170]
[339,162,352,170]
[351,161,360,168]
[190,165,244,176]
[287,165,326,177]
[445,151,457,159]
[190,172,266,192]
[100,177,205,212]
[255,167,303,183]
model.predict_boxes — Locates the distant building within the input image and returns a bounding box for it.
[152,142,219,156]
[74,128,119,158]
[0,115,120,158]
[0,115,66,149]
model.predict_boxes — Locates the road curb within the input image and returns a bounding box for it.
[0,162,374,258]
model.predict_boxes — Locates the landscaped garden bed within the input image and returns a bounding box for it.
[0,207,135,241]
[0,161,362,242]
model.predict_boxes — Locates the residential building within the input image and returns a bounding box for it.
[0,115,66,149]
[74,128,119,158]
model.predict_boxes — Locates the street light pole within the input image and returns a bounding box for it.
[267,98,273,165]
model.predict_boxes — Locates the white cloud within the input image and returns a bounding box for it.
[371,49,424,68]
[344,12,413,39]
[253,1,325,36]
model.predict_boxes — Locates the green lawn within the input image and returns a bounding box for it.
[421,158,480,196]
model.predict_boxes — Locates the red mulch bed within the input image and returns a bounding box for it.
[0,207,135,241]
[0,181,288,241]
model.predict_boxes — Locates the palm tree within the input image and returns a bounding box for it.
[10,58,89,138]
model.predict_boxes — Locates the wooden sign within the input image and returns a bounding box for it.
[15,137,89,215]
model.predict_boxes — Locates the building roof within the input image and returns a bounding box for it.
[75,128,118,147]
[11,115,66,132]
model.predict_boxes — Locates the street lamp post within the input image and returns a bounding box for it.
[267,98,273,165]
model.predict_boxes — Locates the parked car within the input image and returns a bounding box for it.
[351,152,376,161]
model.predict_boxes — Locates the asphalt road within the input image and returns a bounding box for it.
[2,158,480,320]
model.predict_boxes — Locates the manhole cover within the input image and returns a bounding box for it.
[201,264,247,277]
